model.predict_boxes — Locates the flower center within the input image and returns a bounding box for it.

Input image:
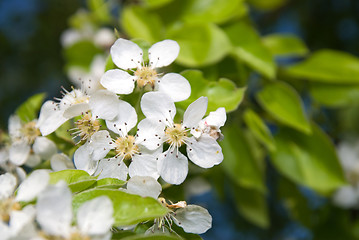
[165,124,187,148]
[73,112,100,141]
[68,232,91,240]
[21,121,40,144]
[135,66,157,89]
[115,135,138,160]
[0,198,21,222]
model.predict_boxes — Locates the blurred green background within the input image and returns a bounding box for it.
[2,0,359,239]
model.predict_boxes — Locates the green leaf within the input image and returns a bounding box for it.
[64,40,102,69]
[121,6,164,43]
[270,123,346,195]
[233,184,269,228]
[167,23,231,67]
[224,22,276,79]
[49,169,93,184]
[120,235,181,240]
[221,124,266,194]
[16,93,46,122]
[180,0,247,24]
[244,109,276,151]
[95,178,126,189]
[73,189,168,226]
[87,0,111,23]
[248,0,288,10]
[309,83,359,107]
[285,50,359,84]
[256,81,311,134]
[50,169,96,193]
[178,70,245,113]
[104,54,116,71]
[262,34,309,57]
[140,0,174,9]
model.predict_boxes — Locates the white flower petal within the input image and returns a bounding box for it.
[183,97,208,129]
[129,154,159,180]
[50,153,74,171]
[89,90,119,121]
[127,176,162,199]
[203,107,226,128]
[94,28,115,48]
[136,118,165,150]
[0,173,17,200]
[157,150,188,185]
[16,167,27,182]
[106,100,137,135]
[173,205,212,234]
[141,92,176,123]
[333,186,358,208]
[88,130,112,161]
[8,115,22,139]
[9,141,30,166]
[187,135,223,168]
[33,137,57,160]
[148,40,179,68]
[24,154,41,168]
[101,69,135,94]
[15,170,49,202]
[63,103,90,119]
[111,38,143,69]
[74,144,98,175]
[77,196,114,235]
[36,181,72,237]
[9,207,35,235]
[95,158,128,181]
[37,100,68,136]
[157,73,191,102]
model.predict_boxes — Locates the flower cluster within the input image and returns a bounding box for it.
[0,38,226,238]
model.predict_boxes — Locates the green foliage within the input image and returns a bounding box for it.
[49,169,97,193]
[262,34,309,57]
[73,189,169,226]
[233,184,269,229]
[285,50,359,83]
[168,23,231,67]
[256,81,311,134]
[121,6,164,43]
[179,0,247,24]
[15,93,46,122]
[244,109,276,151]
[221,124,266,194]
[248,0,288,10]
[309,83,359,107]
[64,40,103,69]
[270,124,346,195]
[178,70,245,112]
[95,178,126,189]
[225,22,276,79]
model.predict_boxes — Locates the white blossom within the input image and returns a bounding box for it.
[101,38,191,102]
[138,92,225,185]
[36,181,114,239]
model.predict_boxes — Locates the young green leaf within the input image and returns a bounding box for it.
[244,109,276,151]
[16,93,46,122]
[262,34,309,57]
[73,189,169,226]
[285,50,359,83]
[121,6,164,43]
[167,23,231,67]
[270,123,347,195]
[178,70,245,113]
[256,81,311,134]
[221,124,266,194]
[224,22,276,79]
